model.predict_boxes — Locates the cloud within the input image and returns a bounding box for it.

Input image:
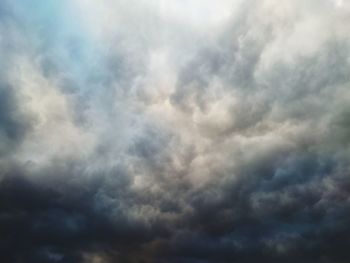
[0,0,350,262]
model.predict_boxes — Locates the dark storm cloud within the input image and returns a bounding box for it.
[1,0,350,262]
[0,164,173,263]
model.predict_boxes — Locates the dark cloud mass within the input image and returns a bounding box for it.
[1,0,350,262]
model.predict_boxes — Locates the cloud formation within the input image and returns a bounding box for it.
[1,0,350,262]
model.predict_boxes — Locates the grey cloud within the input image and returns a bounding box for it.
[0,84,32,157]
[1,0,350,262]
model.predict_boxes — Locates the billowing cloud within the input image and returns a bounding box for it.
[1,0,350,262]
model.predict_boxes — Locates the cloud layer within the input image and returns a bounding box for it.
[1,0,350,262]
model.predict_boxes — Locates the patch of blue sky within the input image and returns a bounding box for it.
[12,0,109,96]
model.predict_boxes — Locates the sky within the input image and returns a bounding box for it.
[1,0,350,262]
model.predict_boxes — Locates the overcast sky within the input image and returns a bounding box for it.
[1,0,350,262]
